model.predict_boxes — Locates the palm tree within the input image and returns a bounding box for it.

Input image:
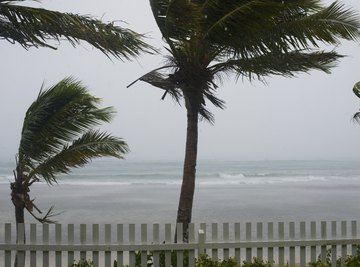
[0,0,153,59]
[11,77,129,228]
[129,0,360,241]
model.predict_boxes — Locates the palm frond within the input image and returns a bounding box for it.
[29,130,129,184]
[18,77,117,167]
[210,50,343,81]
[0,2,154,59]
[204,1,359,58]
[150,0,200,41]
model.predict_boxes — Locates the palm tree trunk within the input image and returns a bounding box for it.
[11,177,26,267]
[14,205,25,267]
[176,96,199,242]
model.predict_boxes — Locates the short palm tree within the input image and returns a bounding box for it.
[129,0,360,241]
[11,77,129,226]
[0,0,152,59]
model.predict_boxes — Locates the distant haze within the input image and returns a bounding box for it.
[1,0,360,162]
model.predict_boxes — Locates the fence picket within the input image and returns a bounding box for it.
[331,221,337,267]
[67,224,74,266]
[1,220,360,267]
[321,221,327,263]
[212,223,218,260]
[165,224,171,267]
[235,223,241,266]
[105,224,111,267]
[117,224,124,267]
[55,224,62,267]
[246,222,251,262]
[152,224,160,267]
[42,223,49,267]
[257,222,263,259]
[352,221,357,256]
[92,224,99,267]
[223,223,230,260]
[141,224,148,267]
[4,224,11,267]
[278,222,285,266]
[30,224,36,267]
[300,222,306,267]
[310,221,316,263]
[80,224,87,264]
[267,222,274,267]
[129,224,136,267]
[341,221,347,260]
[289,222,295,266]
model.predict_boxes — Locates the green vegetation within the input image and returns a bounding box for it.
[0,0,152,59]
[11,77,129,227]
[70,248,360,267]
[309,247,360,267]
[129,0,360,241]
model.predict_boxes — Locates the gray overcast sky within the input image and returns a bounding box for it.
[1,0,360,162]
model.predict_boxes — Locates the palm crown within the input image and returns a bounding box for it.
[137,0,360,122]
[12,78,129,223]
[17,77,129,185]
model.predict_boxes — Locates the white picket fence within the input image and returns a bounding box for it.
[1,221,360,267]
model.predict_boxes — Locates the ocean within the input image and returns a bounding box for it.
[1,159,360,226]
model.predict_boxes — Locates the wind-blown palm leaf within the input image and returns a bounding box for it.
[210,50,343,80]
[28,130,128,184]
[18,78,115,166]
[0,1,153,59]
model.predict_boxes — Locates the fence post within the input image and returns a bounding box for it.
[198,229,205,256]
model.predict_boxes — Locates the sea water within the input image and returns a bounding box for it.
[1,159,360,226]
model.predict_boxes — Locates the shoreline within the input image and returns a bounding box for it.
[1,180,360,226]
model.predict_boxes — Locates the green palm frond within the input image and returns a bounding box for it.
[19,78,115,164]
[210,50,343,80]
[18,77,129,183]
[28,130,129,184]
[0,1,153,59]
[204,1,360,58]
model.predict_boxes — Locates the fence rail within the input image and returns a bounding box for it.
[1,221,360,267]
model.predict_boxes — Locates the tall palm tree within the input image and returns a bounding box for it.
[11,77,129,227]
[129,0,360,241]
[0,0,153,59]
